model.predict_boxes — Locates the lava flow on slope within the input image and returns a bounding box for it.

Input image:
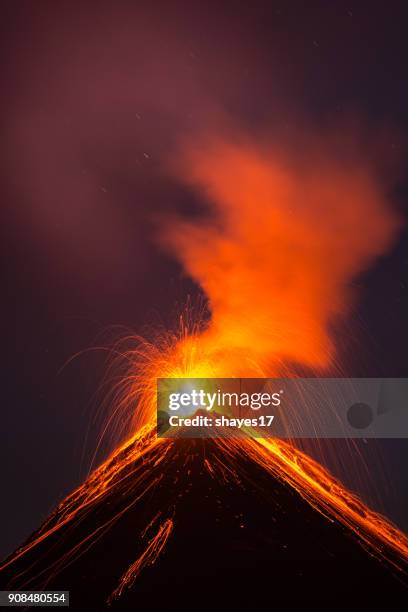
[1,423,407,609]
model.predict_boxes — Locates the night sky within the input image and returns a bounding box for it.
[1,1,408,558]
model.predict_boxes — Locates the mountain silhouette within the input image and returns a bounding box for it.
[1,434,407,609]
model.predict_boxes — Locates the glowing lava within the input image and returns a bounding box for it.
[1,129,407,600]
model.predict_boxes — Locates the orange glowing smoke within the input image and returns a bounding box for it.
[161,131,401,376]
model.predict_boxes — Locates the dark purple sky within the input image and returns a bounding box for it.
[1,0,408,557]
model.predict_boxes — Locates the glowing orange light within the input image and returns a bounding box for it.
[2,129,407,598]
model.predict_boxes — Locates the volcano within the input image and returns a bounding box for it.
[1,430,407,609]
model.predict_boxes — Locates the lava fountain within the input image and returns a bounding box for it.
[1,128,407,602]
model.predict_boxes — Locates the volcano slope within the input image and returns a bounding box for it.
[1,431,407,610]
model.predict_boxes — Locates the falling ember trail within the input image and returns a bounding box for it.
[108,518,174,603]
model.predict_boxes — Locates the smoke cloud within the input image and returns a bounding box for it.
[162,130,402,373]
